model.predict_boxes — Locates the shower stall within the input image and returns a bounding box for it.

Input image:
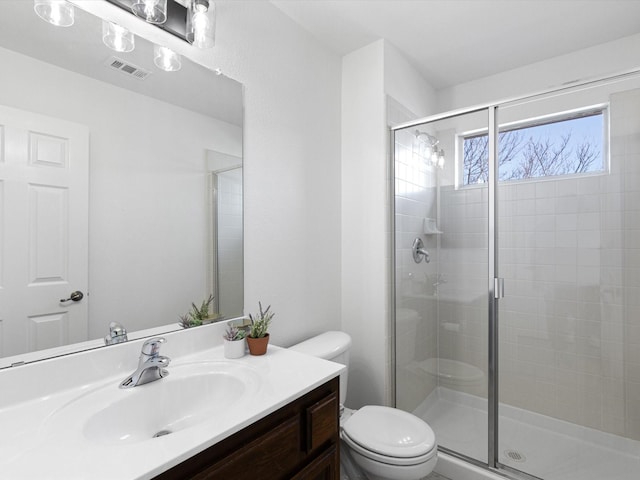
[391,72,640,480]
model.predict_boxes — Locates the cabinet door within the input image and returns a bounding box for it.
[192,416,302,480]
[305,392,339,453]
[291,445,338,480]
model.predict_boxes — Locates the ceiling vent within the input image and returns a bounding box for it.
[105,56,151,80]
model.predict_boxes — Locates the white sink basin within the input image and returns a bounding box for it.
[45,361,261,445]
[0,343,345,480]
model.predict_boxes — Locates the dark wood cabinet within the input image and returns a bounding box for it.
[291,445,338,480]
[154,376,340,480]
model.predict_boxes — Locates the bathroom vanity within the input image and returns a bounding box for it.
[0,324,344,480]
[155,376,339,479]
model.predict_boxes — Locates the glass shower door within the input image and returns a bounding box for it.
[496,78,640,480]
[393,72,640,480]
[393,108,490,465]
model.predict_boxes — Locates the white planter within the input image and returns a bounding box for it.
[223,338,246,359]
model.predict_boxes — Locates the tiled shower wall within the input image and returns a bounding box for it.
[392,98,440,412]
[437,88,640,441]
[437,184,489,399]
[216,168,244,317]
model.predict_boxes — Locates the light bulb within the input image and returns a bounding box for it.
[34,0,74,27]
[193,7,210,47]
[187,0,215,49]
[154,45,181,72]
[131,0,167,25]
[102,21,135,53]
[431,145,439,165]
[144,2,155,18]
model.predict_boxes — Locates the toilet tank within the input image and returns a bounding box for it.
[289,331,351,406]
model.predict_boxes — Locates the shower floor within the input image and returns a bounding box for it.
[415,387,640,480]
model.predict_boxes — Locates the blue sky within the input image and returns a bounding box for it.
[498,113,604,179]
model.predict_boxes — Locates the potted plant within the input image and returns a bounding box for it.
[178,294,222,328]
[222,324,247,359]
[178,313,197,329]
[246,302,274,356]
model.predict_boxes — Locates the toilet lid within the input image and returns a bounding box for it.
[342,406,436,458]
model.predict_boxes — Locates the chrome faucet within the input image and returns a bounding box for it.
[104,321,128,345]
[119,337,170,389]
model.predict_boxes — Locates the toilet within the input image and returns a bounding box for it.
[290,331,437,480]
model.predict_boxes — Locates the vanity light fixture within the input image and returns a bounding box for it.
[33,0,74,27]
[131,0,168,25]
[186,0,215,49]
[154,44,182,71]
[105,0,216,50]
[102,21,135,53]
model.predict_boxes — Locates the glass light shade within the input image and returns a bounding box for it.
[33,0,74,27]
[102,21,135,53]
[131,0,167,25]
[186,0,216,49]
[153,45,181,72]
[431,145,439,165]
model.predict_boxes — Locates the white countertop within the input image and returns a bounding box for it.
[0,344,344,479]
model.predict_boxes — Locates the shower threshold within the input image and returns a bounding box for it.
[415,387,640,480]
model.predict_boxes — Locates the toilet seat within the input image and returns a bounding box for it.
[342,406,436,466]
[342,431,436,466]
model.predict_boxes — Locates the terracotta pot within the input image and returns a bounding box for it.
[247,334,270,356]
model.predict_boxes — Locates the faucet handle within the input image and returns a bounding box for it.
[141,337,166,356]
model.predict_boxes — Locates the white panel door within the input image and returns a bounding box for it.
[0,105,89,361]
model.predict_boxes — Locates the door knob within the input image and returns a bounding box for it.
[60,291,84,303]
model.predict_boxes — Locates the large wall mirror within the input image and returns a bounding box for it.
[0,1,243,368]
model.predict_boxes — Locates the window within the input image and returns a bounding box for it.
[461,108,606,186]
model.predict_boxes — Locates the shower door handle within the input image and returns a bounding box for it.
[494,278,504,299]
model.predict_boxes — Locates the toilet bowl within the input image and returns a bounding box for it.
[341,405,437,480]
[290,331,437,480]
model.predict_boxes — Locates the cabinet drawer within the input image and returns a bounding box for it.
[306,391,338,453]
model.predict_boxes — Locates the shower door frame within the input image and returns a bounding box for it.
[390,103,507,476]
[389,66,640,480]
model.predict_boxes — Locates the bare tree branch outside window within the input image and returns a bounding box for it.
[463,112,604,185]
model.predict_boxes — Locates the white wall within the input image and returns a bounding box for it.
[437,32,640,112]
[81,0,344,346]
[212,2,343,345]
[341,40,387,408]
[341,39,437,408]
[384,42,437,122]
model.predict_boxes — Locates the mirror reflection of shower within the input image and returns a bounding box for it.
[415,129,444,168]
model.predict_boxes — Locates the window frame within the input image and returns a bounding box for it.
[455,104,610,189]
